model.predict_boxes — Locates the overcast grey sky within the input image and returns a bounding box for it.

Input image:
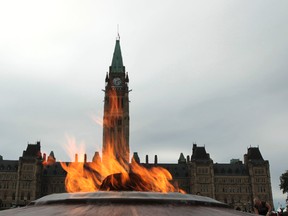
[0,0,287,207]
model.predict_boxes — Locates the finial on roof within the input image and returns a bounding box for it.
[116,24,120,40]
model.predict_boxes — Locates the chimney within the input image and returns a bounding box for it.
[92,152,101,163]
[84,154,87,163]
[75,154,78,162]
[154,155,158,165]
[192,143,197,154]
[187,155,190,162]
[244,153,248,165]
[43,153,46,162]
[145,155,149,164]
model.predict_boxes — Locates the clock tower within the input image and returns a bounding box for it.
[102,38,130,165]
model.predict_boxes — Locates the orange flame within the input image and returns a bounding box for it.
[61,88,185,193]
[61,143,184,193]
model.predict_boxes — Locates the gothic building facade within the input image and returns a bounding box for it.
[0,39,273,211]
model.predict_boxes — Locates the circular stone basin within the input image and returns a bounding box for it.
[0,191,255,216]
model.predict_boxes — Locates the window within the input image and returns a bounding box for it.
[197,167,209,174]
[21,192,24,200]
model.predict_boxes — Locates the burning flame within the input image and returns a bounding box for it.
[60,89,185,193]
[61,143,184,193]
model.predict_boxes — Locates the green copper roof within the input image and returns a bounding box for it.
[110,39,125,73]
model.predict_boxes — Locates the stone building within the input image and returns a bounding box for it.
[138,143,273,211]
[0,38,273,211]
[0,142,42,208]
[0,142,273,211]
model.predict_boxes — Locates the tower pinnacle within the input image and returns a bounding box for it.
[110,39,125,73]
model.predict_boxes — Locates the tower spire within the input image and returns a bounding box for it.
[110,37,125,73]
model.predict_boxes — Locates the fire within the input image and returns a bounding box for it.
[61,143,184,193]
[60,89,185,193]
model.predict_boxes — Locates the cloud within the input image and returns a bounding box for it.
[0,0,288,206]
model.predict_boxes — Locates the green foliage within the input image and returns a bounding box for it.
[280,170,288,194]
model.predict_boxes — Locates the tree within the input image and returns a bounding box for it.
[280,170,288,195]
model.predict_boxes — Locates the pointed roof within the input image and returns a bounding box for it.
[110,39,125,73]
[246,147,264,161]
[49,151,55,158]
[132,152,140,163]
[22,141,42,159]
[178,153,186,164]
[191,144,211,161]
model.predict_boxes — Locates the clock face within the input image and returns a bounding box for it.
[113,77,122,86]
